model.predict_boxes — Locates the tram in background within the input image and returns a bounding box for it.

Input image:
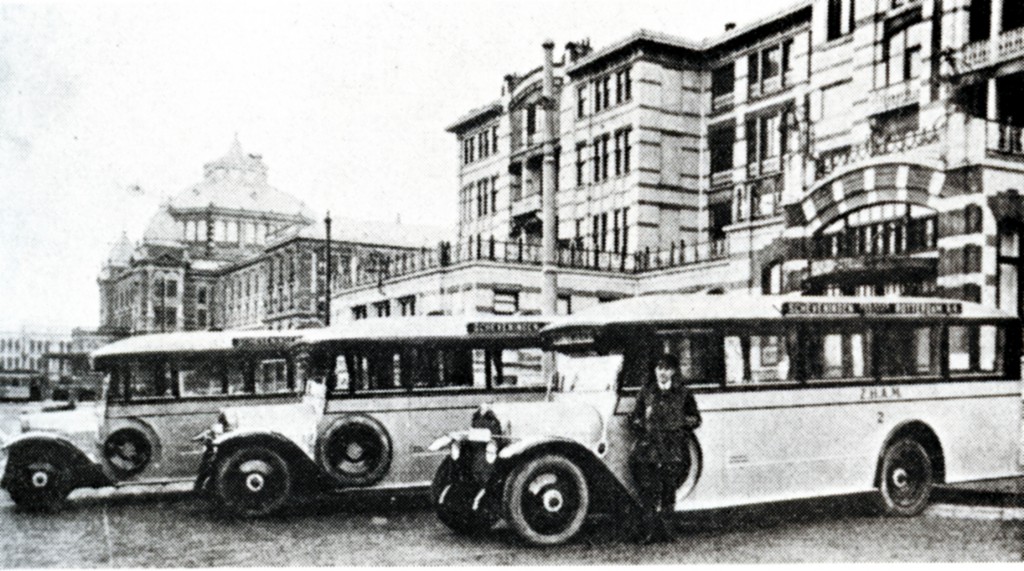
[432,295,1023,545]
[1,330,303,511]
[197,316,548,517]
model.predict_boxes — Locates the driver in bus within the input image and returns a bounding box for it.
[628,353,702,543]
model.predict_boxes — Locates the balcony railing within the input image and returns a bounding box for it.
[338,237,732,289]
[867,82,918,116]
[957,26,1024,73]
[987,121,1024,157]
[710,169,733,188]
[814,126,942,181]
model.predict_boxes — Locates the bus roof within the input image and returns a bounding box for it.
[91,330,302,359]
[543,294,1015,334]
[300,315,548,345]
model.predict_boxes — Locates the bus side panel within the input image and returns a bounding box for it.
[105,394,300,482]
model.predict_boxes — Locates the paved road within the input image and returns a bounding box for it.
[1,403,1022,566]
[0,487,1021,567]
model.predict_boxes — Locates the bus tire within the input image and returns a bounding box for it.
[503,454,589,546]
[7,449,71,512]
[432,458,496,535]
[318,416,392,487]
[877,438,933,517]
[214,445,293,518]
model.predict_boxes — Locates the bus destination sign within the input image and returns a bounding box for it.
[232,336,301,350]
[467,321,546,336]
[781,301,962,316]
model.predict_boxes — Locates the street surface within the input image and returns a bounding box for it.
[1,403,1022,566]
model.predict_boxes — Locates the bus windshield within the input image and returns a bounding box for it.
[553,351,623,393]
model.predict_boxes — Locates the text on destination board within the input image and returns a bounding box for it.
[467,322,546,336]
[232,336,301,350]
[781,302,962,316]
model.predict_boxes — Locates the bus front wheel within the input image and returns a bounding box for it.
[7,449,71,512]
[214,446,293,518]
[877,439,933,517]
[503,454,589,546]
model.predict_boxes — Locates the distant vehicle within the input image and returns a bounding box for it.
[0,373,38,401]
[1,330,303,511]
[431,294,1024,545]
[196,316,548,517]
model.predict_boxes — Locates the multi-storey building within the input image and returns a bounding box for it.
[99,138,444,333]
[332,0,1024,322]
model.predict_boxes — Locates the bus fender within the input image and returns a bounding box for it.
[493,437,640,514]
[1,433,111,490]
[210,431,323,489]
[873,420,946,486]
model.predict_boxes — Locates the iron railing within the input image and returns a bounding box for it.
[814,126,943,180]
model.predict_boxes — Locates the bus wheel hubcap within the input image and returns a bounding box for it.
[245,473,265,493]
[542,489,564,513]
[347,443,364,461]
[892,468,909,488]
[30,471,49,489]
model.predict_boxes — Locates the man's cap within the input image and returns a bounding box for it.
[655,353,679,369]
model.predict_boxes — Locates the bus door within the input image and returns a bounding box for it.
[405,343,547,481]
[102,352,301,482]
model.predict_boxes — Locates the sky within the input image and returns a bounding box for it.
[0,0,796,332]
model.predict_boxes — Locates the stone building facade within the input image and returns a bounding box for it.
[98,139,444,333]
[332,0,1024,322]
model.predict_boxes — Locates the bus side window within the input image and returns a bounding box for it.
[662,334,725,387]
[179,359,225,397]
[877,326,941,379]
[748,334,793,384]
[804,327,873,382]
[949,325,1004,375]
[334,355,351,392]
[496,348,544,388]
[254,359,289,394]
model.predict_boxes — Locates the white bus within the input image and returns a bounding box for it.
[196,316,548,518]
[431,294,1023,545]
[1,330,303,511]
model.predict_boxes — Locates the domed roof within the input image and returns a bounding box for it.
[167,137,311,220]
[106,232,136,267]
[142,205,181,245]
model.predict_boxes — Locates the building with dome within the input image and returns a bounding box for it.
[98,138,444,333]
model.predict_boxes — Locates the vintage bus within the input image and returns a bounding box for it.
[431,294,1024,545]
[1,330,304,511]
[196,316,547,517]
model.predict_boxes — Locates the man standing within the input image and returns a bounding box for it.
[628,353,702,542]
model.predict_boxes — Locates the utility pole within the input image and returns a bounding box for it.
[541,39,558,316]
[324,212,333,326]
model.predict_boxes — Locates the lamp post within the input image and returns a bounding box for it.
[324,212,332,326]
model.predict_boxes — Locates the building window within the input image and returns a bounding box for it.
[881,23,921,87]
[493,291,519,315]
[614,128,632,176]
[352,305,368,320]
[197,309,208,328]
[615,67,632,104]
[576,142,587,186]
[711,63,735,111]
[998,222,1021,318]
[557,295,572,316]
[709,123,735,178]
[491,126,499,154]
[577,84,588,118]
[166,280,177,298]
[374,301,391,318]
[748,39,793,98]
[526,105,537,136]
[398,296,416,316]
[827,0,855,41]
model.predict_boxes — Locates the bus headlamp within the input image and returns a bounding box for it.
[450,440,461,461]
[485,440,498,464]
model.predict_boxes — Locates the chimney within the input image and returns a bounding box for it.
[725,22,737,31]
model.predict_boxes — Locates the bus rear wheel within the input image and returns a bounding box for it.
[214,446,293,518]
[503,454,589,546]
[877,438,933,516]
